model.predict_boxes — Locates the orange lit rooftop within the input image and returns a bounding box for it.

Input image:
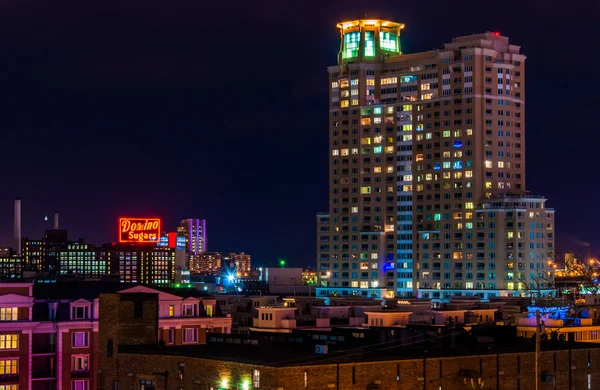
[336,19,405,30]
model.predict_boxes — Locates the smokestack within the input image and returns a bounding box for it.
[14,198,21,255]
[54,212,59,230]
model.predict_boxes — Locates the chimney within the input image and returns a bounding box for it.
[54,212,59,230]
[14,198,21,255]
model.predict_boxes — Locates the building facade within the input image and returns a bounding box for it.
[177,219,207,255]
[0,282,232,390]
[189,252,222,274]
[317,20,555,300]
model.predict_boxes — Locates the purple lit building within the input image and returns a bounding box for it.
[177,219,207,255]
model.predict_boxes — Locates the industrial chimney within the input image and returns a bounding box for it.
[14,198,21,255]
[54,212,59,230]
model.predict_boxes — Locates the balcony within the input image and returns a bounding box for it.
[32,370,55,380]
[32,344,56,354]
[0,375,19,383]
[71,370,90,379]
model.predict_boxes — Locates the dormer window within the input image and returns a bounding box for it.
[182,304,195,317]
[71,306,89,320]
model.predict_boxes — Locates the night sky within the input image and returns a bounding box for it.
[0,0,598,266]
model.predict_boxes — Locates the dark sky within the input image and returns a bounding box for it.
[0,0,598,266]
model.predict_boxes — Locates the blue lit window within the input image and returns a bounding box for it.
[466,160,472,167]
[434,162,441,170]
[453,161,463,169]
[416,124,424,131]
[401,76,417,83]
[454,140,463,148]
[374,107,382,115]
[434,213,441,221]
[374,146,382,154]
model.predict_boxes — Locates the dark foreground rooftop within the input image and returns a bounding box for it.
[119,327,600,367]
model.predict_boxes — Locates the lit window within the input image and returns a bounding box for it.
[331,81,339,89]
[72,355,89,371]
[364,31,375,56]
[443,162,450,169]
[351,207,358,213]
[366,79,375,86]
[421,83,430,90]
[465,171,473,178]
[381,77,397,85]
[387,167,394,174]
[253,370,261,388]
[373,117,382,124]
[361,187,371,194]
[434,214,441,221]
[183,328,198,343]
[402,124,412,131]
[361,118,371,126]
[332,150,339,156]
[465,202,474,210]
[340,80,349,88]
[425,174,432,181]
[351,79,359,86]
[351,99,359,106]
[72,332,89,348]
[485,182,492,189]
[374,146,382,154]
[443,131,450,137]
[485,160,492,168]
[0,335,18,350]
[380,31,398,52]
[422,93,432,100]
[341,100,349,108]
[351,89,358,96]
[498,161,504,168]
[0,359,18,375]
[361,138,371,145]
[343,32,360,58]
[72,381,89,390]
[466,129,473,135]
[360,281,369,288]
[385,146,394,153]
[402,104,412,111]
[416,154,424,162]
[386,107,394,114]
[341,149,349,156]
[351,148,359,155]
[351,281,359,287]
[371,254,378,260]
[0,308,17,321]
[341,90,349,98]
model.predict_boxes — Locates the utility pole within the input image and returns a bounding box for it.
[535,310,541,390]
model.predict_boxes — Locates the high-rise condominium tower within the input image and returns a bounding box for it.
[316,20,555,300]
[177,219,207,255]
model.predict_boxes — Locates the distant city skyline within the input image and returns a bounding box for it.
[0,1,597,267]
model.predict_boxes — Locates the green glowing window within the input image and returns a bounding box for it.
[361,108,371,116]
[434,213,441,221]
[374,146,382,154]
[344,32,360,58]
[374,107,382,115]
[364,31,375,57]
[380,32,398,52]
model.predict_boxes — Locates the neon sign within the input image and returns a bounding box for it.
[119,218,161,243]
